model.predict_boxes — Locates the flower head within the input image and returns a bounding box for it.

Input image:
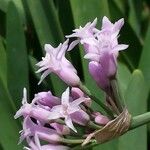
[36,39,80,86]
[82,17,128,90]
[48,87,89,132]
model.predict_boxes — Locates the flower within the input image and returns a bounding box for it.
[84,16,128,64]
[92,112,110,125]
[19,117,62,144]
[33,91,60,108]
[36,39,80,86]
[66,18,97,52]
[83,17,128,90]
[48,87,89,132]
[50,123,70,135]
[14,88,52,123]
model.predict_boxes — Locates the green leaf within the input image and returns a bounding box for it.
[139,24,150,88]
[108,0,142,69]
[117,62,132,96]
[0,37,7,86]
[70,0,109,26]
[128,0,142,37]
[0,77,22,150]
[25,0,66,95]
[26,0,63,47]
[119,70,148,150]
[0,0,26,24]
[6,1,29,108]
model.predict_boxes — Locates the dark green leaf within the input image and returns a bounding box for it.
[6,1,29,108]
[119,70,148,150]
[0,77,22,150]
[139,24,150,88]
[0,37,7,86]
[128,0,142,37]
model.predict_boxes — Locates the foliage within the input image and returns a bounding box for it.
[0,0,149,149]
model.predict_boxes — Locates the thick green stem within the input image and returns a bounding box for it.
[130,112,150,130]
[78,83,114,119]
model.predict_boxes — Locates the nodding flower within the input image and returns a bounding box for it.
[36,39,80,87]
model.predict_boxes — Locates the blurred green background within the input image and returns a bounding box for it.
[0,0,149,149]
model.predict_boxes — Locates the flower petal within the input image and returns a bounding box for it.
[61,87,70,105]
[38,70,51,85]
[68,40,80,51]
[84,53,100,62]
[65,116,77,133]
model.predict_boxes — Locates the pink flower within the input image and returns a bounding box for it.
[66,18,97,52]
[36,39,80,86]
[92,112,110,125]
[14,88,52,123]
[33,91,60,108]
[83,17,128,89]
[19,117,62,144]
[50,123,70,135]
[71,87,91,107]
[48,87,89,132]
[84,16,128,64]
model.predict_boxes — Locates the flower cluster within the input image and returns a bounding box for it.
[15,16,128,149]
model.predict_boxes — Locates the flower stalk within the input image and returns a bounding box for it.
[110,79,124,113]
[78,82,114,119]
[130,112,150,130]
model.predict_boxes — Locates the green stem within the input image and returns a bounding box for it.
[78,83,114,119]
[61,138,95,144]
[110,79,124,112]
[88,121,102,130]
[130,112,150,130]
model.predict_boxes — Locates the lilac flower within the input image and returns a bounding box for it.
[88,61,109,90]
[71,87,91,107]
[36,39,80,86]
[83,17,128,89]
[66,18,97,52]
[19,117,62,144]
[33,91,60,108]
[48,87,89,132]
[84,16,128,64]
[14,88,52,123]
[92,112,109,125]
[50,123,70,135]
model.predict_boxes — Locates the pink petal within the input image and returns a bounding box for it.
[65,116,77,133]
[61,87,70,105]
[68,40,80,51]
[38,70,51,85]
[84,53,100,62]
[113,44,128,52]
[70,97,86,108]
